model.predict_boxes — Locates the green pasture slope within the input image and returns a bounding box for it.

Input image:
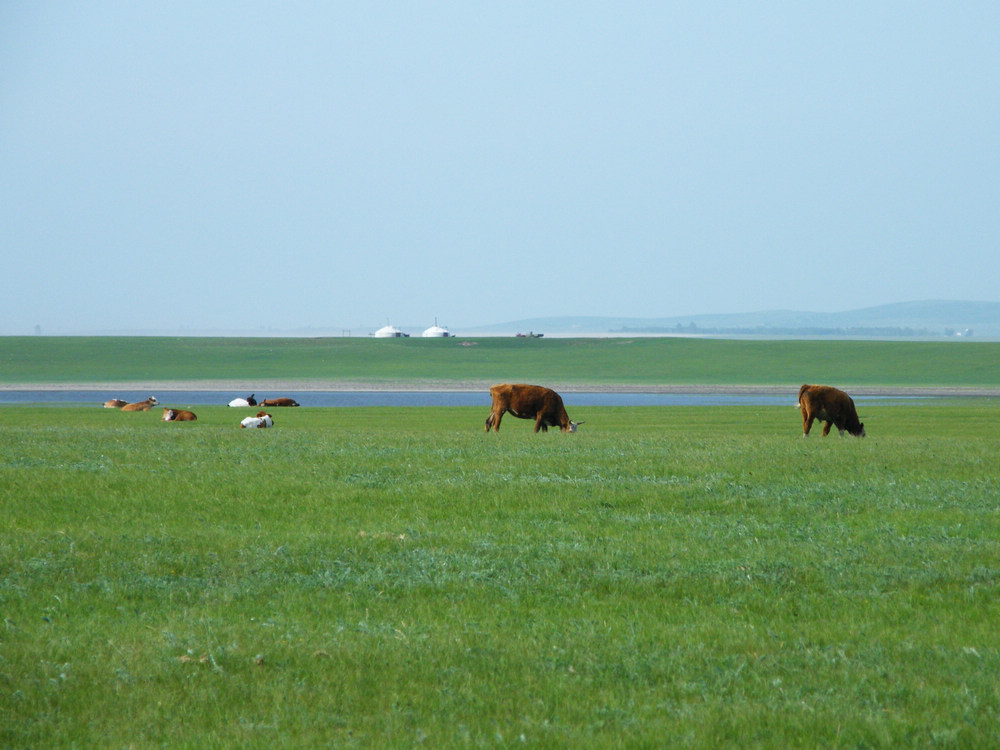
[2,335,1000,387]
[3,400,1000,747]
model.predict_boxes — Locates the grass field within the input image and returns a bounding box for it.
[3,401,999,747]
[3,335,1000,388]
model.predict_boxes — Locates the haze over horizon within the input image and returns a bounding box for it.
[2,4,998,336]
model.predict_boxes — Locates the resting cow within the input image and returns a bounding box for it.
[260,397,299,407]
[121,396,159,412]
[485,383,582,433]
[797,384,865,437]
[240,411,274,429]
[162,408,197,422]
[228,394,257,407]
[103,399,127,409]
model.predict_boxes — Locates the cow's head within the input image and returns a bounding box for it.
[565,420,583,433]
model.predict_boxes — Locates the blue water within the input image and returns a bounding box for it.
[0,390,918,408]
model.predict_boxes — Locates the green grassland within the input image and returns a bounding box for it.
[3,335,1000,387]
[3,402,999,747]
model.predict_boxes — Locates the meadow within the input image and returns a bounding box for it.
[3,335,1000,388]
[3,399,999,747]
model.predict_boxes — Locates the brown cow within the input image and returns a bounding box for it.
[162,407,197,422]
[260,397,300,407]
[103,399,127,409]
[797,384,865,437]
[121,396,159,412]
[485,383,582,433]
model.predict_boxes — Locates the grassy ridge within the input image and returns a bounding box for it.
[3,403,1000,746]
[2,335,1000,386]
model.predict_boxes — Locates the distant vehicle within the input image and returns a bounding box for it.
[515,331,543,338]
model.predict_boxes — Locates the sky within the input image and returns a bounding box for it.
[2,2,998,335]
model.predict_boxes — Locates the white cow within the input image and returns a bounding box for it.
[240,411,273,429]
[228,393,257,407]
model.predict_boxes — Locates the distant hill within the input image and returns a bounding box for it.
[462,301,1000,339]
[25,300,999,339]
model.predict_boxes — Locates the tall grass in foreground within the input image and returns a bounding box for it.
[2,403,999,747]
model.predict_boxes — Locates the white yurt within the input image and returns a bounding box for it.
[421,322,451,337]
[374,324,406,338]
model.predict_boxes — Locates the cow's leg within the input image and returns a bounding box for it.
[821,421,832,436]
[802,412,813,436]
[534,414,546,433]
[486,410,503,432]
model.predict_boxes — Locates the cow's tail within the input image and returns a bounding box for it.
[796,384,809,407]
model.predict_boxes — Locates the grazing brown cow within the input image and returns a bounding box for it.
[103,399,127,409]
[485,383,582,433]
[162,407,197,422]
[121,396,159,412]
[260,397,300,407]
[797,384,865,437]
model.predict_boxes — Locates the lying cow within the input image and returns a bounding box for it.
[797,384,865,437]
[162,407,197,422]
[121,396,159,412]
[240,411,274,429]
[103,398,127,409]
[228,393,257,407]
[485,383,582,433]
[260,397,299,407]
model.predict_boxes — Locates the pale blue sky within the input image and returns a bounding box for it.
[2,2,998,334]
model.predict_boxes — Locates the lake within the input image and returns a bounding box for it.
[0,390,920,408]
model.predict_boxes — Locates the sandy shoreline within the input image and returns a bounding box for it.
[1,380,997,397]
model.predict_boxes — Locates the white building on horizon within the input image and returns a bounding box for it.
[421,321,452,337]
[373,324,407,338]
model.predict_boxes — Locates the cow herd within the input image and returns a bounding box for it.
[103,393,299,429]
[101,383,866,437]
